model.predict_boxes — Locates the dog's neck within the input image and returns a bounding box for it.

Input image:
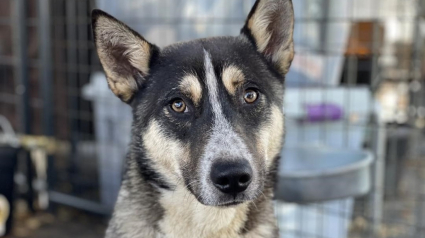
[105,156,278,238]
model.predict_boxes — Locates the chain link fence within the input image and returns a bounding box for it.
[0,0,425,237]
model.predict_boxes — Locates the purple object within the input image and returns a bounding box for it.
[306,104,343,122]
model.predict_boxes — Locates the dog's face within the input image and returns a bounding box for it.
[92,0,294,206]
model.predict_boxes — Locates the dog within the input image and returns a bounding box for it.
[91,0,294,237]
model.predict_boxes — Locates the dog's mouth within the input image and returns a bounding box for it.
[217,200,244,207]
[187,186,254,207]
[193,191,262,207]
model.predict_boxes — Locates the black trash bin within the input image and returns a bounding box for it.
[0,146,18,236]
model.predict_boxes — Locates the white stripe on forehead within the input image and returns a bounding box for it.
[203,49,224,120]
[203,49,246,153]
[201,51,257,202]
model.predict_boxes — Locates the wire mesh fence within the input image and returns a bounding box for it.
[0,0,425,237]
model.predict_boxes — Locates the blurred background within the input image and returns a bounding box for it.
[0,0,425,237]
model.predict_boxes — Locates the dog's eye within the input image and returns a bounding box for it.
[243,89,259,104]
[171,99,187,113]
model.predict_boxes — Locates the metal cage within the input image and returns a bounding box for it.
[0,0,424,237]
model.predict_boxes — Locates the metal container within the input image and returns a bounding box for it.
[276,146,373,203]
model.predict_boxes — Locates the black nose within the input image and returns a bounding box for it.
[210,160,253,195]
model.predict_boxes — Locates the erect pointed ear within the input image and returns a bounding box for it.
[241,0,294,75]
[91,9,159,103]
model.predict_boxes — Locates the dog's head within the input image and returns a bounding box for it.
[92,0,294,206]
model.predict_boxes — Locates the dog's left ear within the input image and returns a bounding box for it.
[241,0,294,75]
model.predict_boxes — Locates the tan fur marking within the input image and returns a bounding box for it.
[179,74,203,106]
[143,120,189,181]
[94,15,151,101]
[258,105,284,167]
[222,65,245,95]
[247,13,272,53]
[159,186,249,238]
[273,41,295,75]
[106,76,138,102]
[245,223,277,238]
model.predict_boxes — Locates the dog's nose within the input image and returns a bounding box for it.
[210,160,253,195]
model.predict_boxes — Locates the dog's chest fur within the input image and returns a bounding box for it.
[106,158,278,238]
[158,187,249,238]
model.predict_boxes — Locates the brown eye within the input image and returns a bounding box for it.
[244,89,259,104]
[171,99,187,113]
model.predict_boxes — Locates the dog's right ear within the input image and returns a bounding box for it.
[91,9,159,103]
[241,0,294,76]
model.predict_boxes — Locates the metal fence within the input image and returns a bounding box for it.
[0,0,425,237]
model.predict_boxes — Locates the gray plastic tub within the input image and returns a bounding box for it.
[276,146,373,203]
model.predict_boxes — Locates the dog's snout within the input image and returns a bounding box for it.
[210,160,253,195]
